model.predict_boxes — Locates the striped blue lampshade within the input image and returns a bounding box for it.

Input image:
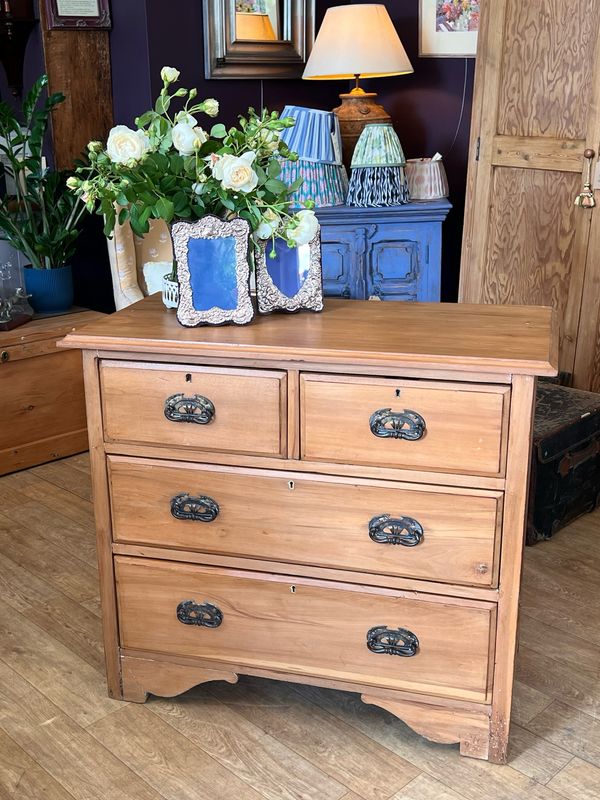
[347,123,410,207]
[279,105,348,207]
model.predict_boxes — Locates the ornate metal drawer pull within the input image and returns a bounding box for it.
[170,493,220,522]
[369,408,426,440]
[368,514,424,546]
[366,626,419,657]
[176,600,223,628]
[164,393,215,424]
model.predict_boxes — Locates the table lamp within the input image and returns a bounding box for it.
[302,4,413,167]
[235,12,276,41]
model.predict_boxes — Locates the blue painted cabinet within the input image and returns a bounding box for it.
[316,200,451,302]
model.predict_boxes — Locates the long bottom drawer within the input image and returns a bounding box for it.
[115,557,496,702]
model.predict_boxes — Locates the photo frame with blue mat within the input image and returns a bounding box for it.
[255,228,323,314]
[173,216,254,327]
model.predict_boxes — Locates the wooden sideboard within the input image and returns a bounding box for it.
[0,310,104,475]
[61,296,556,763]
[316,201,452,301]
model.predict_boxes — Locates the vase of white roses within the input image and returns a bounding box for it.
[69,66,322,323]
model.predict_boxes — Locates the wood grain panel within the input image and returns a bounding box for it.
[59,294,558,378]
[301,373,509,477]
[108,456,502,587]
[39,0,113,170]
[115,557,496,703]
[492,135,585,172]
[481,167,588,375]
[497,0,599,140]
[100,361,287,457]
[573,198,600,389]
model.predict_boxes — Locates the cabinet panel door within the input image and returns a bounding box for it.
[460,0,600,386]
[320,225,363,299]
[367,226,433,302]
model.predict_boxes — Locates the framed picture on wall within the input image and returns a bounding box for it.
[45,0,112,30]
[419,0,479,57]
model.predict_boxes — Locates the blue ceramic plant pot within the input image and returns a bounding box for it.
[24,264,74,314]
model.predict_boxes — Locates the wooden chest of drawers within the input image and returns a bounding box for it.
[61,296,557,763]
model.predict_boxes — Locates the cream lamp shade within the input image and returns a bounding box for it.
[303,4,413,81]
[235,12,276,41]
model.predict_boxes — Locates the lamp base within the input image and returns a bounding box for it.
[333,91,392,168]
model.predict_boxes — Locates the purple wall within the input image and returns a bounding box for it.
[0,1,474,305]
[109,0,474,300]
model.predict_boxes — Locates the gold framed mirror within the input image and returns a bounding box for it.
[203,0,315,79]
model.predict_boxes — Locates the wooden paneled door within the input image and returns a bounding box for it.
[460,0,600,389]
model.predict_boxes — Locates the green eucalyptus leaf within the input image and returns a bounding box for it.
[267,160,282,179]
[210,123,227,139]
[155,95,171,115]
[265,178,288,195]
[154,196,175,222]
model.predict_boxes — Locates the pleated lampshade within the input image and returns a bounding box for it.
[279,105,348,207]
[347,123,410,207]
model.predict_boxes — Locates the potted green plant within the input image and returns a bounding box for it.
[0,75,86,313]
[69,67,321,320]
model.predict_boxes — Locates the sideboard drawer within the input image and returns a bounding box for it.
[116,557,495,702]
[301,374,509,476]
[100,361,286,457]
[109,456,502,586]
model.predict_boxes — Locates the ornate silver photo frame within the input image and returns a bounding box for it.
[172,216,254,327]
[255,229,323,314]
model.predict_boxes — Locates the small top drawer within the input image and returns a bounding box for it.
[301,374,509,476]
[100,361,286,457]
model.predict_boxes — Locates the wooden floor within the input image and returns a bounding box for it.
[0,455,599,800]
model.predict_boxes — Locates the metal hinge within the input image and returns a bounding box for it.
[475,137,481,161]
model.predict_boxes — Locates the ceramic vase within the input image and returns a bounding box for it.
[24,264,73,314]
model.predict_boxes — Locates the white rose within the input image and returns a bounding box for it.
[255,209,281,239]
[175,112,197,125]
[106,125,150,164]
[220,151,258,193]
[172,122,206,156]
[255,222,274,240]
[260,128,280,152]
[192,127,209,149]
[161,66,180,84]
[202,98,219,117]
[287,209,319,246]
[209,153,224,180]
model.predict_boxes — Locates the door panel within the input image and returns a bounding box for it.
[321,226,361,298]
[367,234,421,301]
[460,0,600,386]
[497,0,597,140]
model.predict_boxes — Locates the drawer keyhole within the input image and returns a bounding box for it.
[290,585,296,593]
[185,373,192,383]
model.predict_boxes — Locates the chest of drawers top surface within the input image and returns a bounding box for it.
[61,295,557,376]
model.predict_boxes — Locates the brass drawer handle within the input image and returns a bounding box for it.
[176,600,223,628]
[164,393,215,424]
[367,625,419,657]
[369,408,426,440]
[170,493,220,522]
[368,514,424,546]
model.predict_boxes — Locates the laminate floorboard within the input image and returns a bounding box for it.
[0,456,598,800]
